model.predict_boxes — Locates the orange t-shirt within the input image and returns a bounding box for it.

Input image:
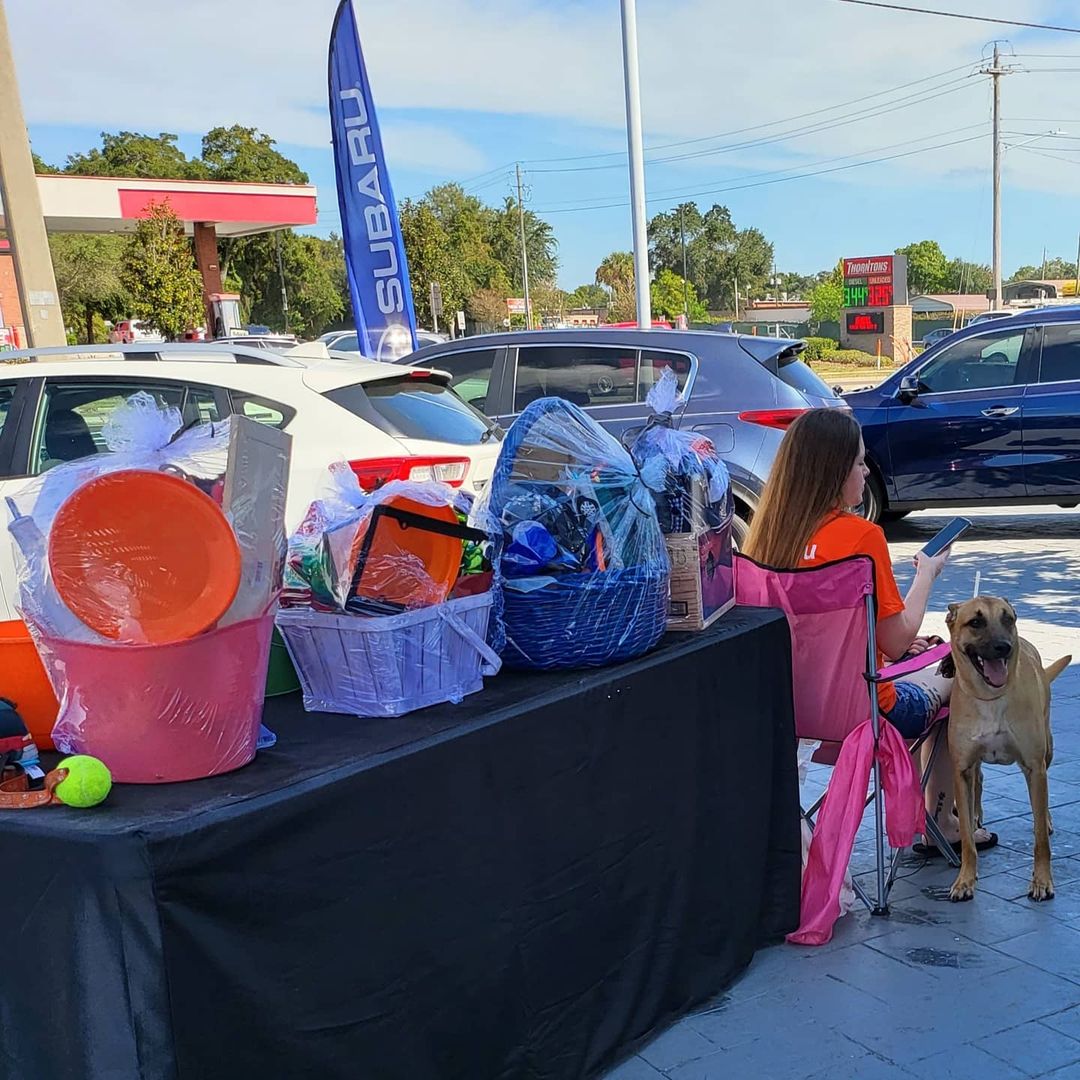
[800,512,905,712]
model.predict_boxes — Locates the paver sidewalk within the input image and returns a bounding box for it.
[606,508,1080,1080]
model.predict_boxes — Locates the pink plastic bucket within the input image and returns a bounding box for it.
[33,614,274,783]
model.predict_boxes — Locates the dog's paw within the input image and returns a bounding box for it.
[1029,876,1055,902]
[949,875,977,902]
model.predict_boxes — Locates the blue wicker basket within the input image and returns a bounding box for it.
[489,397,669,671]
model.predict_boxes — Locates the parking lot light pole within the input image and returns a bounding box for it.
[620,0,651,329]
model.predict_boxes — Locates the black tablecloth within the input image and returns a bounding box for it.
[0,607,798,1080]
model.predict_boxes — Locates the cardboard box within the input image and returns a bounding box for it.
[664,518,734,632]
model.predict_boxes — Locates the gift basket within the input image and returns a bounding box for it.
[277,463,500,717]
[5,394,291,782]
[630,368,734,631]
[484,396,669,670]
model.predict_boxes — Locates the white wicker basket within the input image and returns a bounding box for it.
[276,591,500,717]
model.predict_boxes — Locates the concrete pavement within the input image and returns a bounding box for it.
[606,507,1080,1080]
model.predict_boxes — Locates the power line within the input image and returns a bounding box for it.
[536,121,988,208]
[533,131,987,214]
[529,77,977,174]
[519,61,976,166]
[836,0,1080,33]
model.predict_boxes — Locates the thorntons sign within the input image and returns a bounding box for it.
[844,256,894,279]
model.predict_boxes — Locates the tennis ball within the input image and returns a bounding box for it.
[53,755,112,808]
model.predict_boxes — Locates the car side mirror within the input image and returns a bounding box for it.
[898,375,920,402]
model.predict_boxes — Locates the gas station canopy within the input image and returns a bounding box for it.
[0,174,319,237]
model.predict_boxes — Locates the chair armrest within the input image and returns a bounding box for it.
[871,641,952,684]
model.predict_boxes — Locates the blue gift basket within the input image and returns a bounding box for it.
[486,397,669,670]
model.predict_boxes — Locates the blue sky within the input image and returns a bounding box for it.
[12,0,1080,289]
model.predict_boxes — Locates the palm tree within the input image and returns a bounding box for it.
[596,252,636,322]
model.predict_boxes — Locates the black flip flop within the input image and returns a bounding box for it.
[912,832,999,858]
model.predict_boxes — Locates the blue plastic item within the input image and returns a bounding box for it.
[486,397,669,670]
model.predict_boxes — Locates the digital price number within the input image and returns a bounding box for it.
[843,283,893,308]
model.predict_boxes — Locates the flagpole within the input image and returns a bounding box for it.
[619,0,651,329]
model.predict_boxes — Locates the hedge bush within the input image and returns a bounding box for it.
[801,336,838,362]
[824,348,880,366]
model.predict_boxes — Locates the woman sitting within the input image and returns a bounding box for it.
[743,407,996,854]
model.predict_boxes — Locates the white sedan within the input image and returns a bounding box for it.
[0,343,502,623]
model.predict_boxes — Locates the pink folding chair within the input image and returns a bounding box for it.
[734,552,958,920]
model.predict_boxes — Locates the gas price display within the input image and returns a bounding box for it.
[842,255,905,309]
[843,282,894,308]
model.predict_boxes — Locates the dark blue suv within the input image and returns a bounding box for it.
[397,328,845,544]
[845,307,1080,521]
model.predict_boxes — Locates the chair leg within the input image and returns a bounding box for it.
[920,724,961,868]
[870,752,889,916]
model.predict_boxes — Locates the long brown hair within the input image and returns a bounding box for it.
[743,408,862,568]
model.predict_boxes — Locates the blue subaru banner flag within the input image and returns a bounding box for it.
[329,0,418,360]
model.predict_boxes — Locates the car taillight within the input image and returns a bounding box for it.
[737,408,808,430]
[348,456,470,490]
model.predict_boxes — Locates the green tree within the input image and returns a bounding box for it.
[485,195,558,292]
[399,198,473,329]
[121,201,204,340]
[566,283,608,309]
[201,126,308,184]
[595,251,636,322]
[807,260,844,323]
[65,132,207,179]
[49,233,131,342]
[467,287,511,329]
[1009,257,1077,282]
[32,151,59,174]
[650,269,707,321]
[946,258,993,293]
[648,201,773,309]
[895,240,949,294]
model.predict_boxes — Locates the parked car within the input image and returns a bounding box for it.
[108,319,165,345]
[0,343,502,623]
[394,328,847,543]
[320,328,449,358]
[966,309,1017,327]
[845,306,1080,521]
[919,327,955,349]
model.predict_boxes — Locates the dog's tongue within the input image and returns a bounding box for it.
[984,658,1008,687]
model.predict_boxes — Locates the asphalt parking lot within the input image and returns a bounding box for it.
[607,507,1080,1080]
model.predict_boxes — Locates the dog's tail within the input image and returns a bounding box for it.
[1045,655,1073,684]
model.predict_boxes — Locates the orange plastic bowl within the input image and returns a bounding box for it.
[352,497,462,607]
[48,470,241,644]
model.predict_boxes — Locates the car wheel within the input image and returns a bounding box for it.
[732,512,749,551]
[862,473,885,524]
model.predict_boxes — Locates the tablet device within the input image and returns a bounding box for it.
[921,516,971,558]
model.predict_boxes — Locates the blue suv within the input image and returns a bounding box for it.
[398,328,846,544]
[845,307,1080,521]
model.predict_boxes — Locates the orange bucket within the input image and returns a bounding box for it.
[0,620,59,750]
[48,470,242,643]
[351,497,462,607]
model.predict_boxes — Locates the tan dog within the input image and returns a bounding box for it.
[944,597,1071,903]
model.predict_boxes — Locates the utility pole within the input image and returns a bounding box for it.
[679,205,689,317]
[984,43,1012,309]
[1074,231,1080,298]
[274,229,289,331]
[733,275,740,321]
[1042,246,1048,281]
[619,0,651,328]
[0,0,65,346]
[515,163,532,330]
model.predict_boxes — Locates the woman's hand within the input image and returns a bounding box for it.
[913,546,950,582]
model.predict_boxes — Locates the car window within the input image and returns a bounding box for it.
[514,345,637,411]
[325,377,493,445]
[1038,324,1080,384]
[638,350,692,399]
[0,383,15,440]
[917,329,1027,393]
[423,349,498,411]
[333,333,360,352]
[229,392,292,429]
[34,381,185,474]
[186,387,222,425]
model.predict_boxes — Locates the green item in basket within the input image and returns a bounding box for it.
[266,629,301,696]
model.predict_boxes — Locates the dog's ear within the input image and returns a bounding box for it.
[938,654,956,679]
[946,603,959,627]
[1004,598,1017,619]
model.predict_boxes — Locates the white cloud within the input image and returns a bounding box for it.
[7,0,1080,195]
